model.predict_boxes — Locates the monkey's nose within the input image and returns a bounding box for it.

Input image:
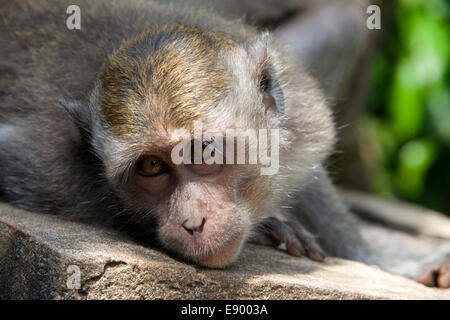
[182,218,206,235]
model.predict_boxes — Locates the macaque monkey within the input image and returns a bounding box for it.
[0,0,449,287]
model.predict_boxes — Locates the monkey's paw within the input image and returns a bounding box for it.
[250,217,326,262]
[415,252,450,288]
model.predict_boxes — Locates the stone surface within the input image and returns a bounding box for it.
[0,201,450,300]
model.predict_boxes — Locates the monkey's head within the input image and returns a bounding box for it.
[63,25,335,268]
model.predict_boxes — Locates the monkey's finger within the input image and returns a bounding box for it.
[415,254,450,288]
[415,269,436,287]
[286,221,326,262]
[259,217,304,257]
[437,265,450,288]
[283,223,306,257]
[260,217,285,246]
[415,265,447,288]
[248,230,280,247]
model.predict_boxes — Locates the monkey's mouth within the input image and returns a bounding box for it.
[187,233,245,268]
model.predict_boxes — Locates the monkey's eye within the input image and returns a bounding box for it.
[136,156,168,177]
[202,141,215,157]
[190,139,217,164]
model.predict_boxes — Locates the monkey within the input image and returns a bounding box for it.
[0,0,449,288]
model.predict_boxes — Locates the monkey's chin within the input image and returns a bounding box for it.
[189,234,244,268]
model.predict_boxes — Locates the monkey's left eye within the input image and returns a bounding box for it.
[136,156,168,177]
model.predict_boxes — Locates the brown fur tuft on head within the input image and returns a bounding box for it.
[98,25,235,135]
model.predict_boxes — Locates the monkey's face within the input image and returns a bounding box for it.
[89,26,335,268]
[102,108,281,267]
[123,132,255,268]
[94,95,281,268]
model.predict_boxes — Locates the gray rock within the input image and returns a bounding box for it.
[0,202,449,299]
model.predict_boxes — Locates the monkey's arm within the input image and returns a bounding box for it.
[292,168,376,262]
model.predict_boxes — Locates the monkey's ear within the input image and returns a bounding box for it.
[247,32,270,80]
[58,98,91,132]
[247,32,285,114]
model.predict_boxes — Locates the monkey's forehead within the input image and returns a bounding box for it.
[97,25,237,135]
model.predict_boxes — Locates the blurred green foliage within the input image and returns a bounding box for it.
[364,0,450,214]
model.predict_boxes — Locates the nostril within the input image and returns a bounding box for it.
[182,218,206,235]
[198,217,206,233]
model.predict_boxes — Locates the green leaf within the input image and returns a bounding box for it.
[395,139,437,198]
